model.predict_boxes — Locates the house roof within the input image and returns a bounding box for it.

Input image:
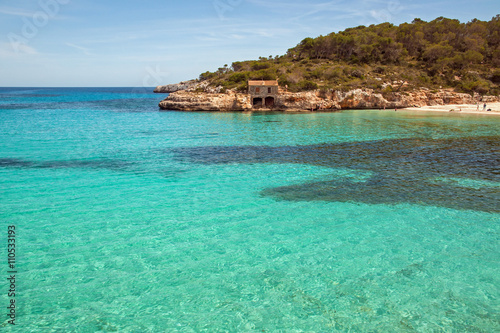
[248,80,278,86]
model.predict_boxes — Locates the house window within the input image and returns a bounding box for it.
[255,87,260,93]
[268,87,272,93]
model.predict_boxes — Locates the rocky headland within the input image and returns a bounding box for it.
[155,17,500,113]
[156,81,500,112]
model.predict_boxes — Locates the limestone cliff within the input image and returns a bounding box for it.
[154,80,205,93]
[158,87,499,111]
[159,91,252,111]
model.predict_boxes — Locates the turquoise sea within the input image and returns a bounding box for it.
[0,87,499,332]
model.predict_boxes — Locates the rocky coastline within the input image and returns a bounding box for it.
[156,81,499,112]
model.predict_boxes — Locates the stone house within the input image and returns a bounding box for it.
[248,80,279,108]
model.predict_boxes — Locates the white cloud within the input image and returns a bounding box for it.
[0,42,38,57]
[66,43,94,56]
[0,5,70,20]
[229,34,245,40]
[0,6,36,17]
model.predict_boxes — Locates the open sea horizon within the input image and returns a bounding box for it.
[0,87,499,332]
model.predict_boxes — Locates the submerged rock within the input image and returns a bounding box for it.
[170,136,500,212]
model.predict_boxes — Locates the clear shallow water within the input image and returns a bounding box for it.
[0,88,499,332]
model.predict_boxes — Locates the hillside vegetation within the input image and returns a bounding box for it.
[199,16,500,95]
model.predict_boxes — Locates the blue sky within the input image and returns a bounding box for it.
[0,0,498,87]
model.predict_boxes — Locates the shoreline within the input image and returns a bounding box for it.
[157,84,500,114]
[401,102,500,115]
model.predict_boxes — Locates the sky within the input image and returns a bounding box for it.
[0,0,498,87]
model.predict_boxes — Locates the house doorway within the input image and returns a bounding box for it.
[252,97,263,107]
[265,97,275,107]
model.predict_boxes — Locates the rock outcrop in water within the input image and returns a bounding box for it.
[157,82,500,111]
[159,91,253,111]
[154,80,206,93]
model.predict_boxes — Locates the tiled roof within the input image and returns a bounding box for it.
[248,80,278,86]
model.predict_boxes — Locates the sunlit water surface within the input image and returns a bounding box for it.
[0,88,499,332]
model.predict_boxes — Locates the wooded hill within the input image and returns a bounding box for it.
[199,16,500,95]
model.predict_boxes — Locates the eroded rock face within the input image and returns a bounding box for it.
[159,91,252,111]
[154,80,205,93]
[276,91,338,111]
[158,87,499,111]
[154,80,229,94]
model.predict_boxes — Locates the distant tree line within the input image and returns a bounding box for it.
[288,16,499,66]
[199,16,500,95]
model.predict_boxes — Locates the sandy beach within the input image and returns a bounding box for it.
[402,102,500,115]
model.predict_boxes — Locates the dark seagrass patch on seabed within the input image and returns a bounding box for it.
[0,158,134,171]
[171,136,500,212]
[0,104,37,110]
[0,157,185,179]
